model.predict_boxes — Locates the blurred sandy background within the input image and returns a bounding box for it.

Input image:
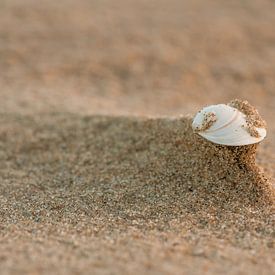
[1,0,275,117]
[0,0,274,274]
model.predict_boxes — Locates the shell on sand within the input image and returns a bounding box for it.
[192,104,266,146]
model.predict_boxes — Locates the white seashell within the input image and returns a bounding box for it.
[192,104,266,146]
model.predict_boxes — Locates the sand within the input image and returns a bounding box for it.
[0,1,275,274]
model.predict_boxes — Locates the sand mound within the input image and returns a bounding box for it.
[0,114,274,274]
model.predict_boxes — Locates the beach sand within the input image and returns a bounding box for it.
[0,0,274,274]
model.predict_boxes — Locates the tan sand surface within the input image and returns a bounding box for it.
[0,0,274,274]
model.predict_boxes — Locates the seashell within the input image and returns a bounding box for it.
[192,104,267,146]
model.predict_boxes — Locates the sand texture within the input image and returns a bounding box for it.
[0,0,275,274]
[0,114,274,274]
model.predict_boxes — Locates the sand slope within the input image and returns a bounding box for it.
[0,114,273,274]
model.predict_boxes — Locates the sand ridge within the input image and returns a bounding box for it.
[0,113,274,274]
